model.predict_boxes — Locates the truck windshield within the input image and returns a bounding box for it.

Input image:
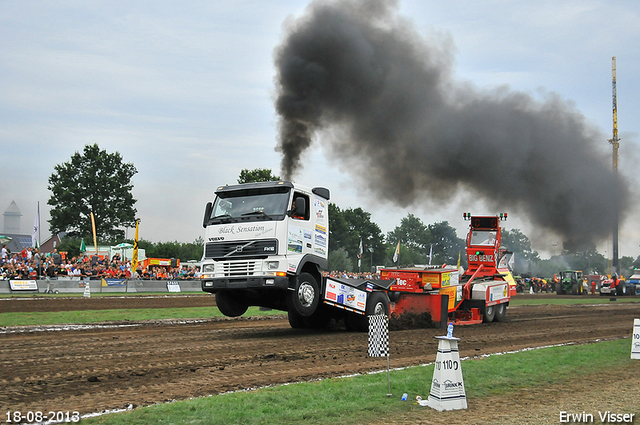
[209,188,290,223]
[469,230,497,246]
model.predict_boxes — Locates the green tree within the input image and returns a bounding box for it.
[47,144,137,242]
[501,229,540,264]
[428,221,465,267]
[328,204,385,272]
[237,168,280,184]
[139,237,204,262]
[328,248,353,273]
[386,214,431,266]
[619,256,635,278]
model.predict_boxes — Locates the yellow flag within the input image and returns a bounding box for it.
[457,251,461,269]
[131,220,140,274]
[90,212,98,253]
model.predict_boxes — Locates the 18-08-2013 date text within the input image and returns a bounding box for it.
[6,410,81,423]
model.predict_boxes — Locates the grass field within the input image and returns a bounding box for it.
[1,294,638,327]
[3,293,638,424]
[82,338,636,425]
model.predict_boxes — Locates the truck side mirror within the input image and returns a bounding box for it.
[203,202,212,228]
[294,197,306,217]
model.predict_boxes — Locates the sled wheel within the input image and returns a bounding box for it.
[215,291,248,317]
[483,304,495,323]
[493,303,506,322]
[291,272,320,317]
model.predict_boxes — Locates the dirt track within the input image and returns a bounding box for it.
[1,294,639,422]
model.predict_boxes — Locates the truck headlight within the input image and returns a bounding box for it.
[203,264,215,273]
[267,261,279,270]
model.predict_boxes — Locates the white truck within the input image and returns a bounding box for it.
[200,181,392,329]
[200,181,513,330]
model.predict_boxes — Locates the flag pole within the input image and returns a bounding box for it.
[37,201,40,248]
[387,353,391,397]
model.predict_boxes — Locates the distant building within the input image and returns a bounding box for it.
[0,233,32,253]
[1,201,31,253]
[3,201,22,234]
[40,234,65,254]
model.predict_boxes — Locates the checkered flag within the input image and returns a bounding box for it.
[368,314,389,357]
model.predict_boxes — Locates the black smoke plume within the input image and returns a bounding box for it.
[274,0,629,246]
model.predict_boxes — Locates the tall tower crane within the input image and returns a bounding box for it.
[608,56,619,275]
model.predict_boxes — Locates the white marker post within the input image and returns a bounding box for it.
[425,333,467,411]
[83,282,91,298]
[632,319,640,360]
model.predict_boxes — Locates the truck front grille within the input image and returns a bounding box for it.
[219,261,260,277]
[205,239,278,260]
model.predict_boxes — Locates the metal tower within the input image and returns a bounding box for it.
[608,57,619,275]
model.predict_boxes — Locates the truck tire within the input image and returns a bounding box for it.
[367,291,390,317]
[617,282,626,296]
[291,272,320,317]
[287,309,306,329]
[493,303,506,322]
[215,291,248,317]
[346,291,389,332]
[483,305,495,323]
[571,283,578,295]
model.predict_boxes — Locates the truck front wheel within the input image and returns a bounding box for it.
[215,291,248,317]
[287,309,306,329]
[292,272,320,317]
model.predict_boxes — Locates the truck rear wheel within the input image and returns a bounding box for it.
[483,305,495,323]
[291,272,320,317]
[215,291,248,317]
[367,292,390,317]
[493,303,506,322]
[345,291,389,332]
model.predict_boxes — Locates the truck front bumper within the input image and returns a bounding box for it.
[202,275,290,293]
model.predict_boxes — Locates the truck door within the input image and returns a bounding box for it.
[287,192,313,258]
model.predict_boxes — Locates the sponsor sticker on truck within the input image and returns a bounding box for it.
[486,283,509,306]
[324,278,367,312]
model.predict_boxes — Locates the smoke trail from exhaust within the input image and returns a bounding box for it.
[274,0,629,246]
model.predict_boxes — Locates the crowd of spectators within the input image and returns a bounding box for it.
[324,270,380,280]
[0,245,200,281]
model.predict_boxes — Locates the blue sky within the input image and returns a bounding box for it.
[1,0,639,259]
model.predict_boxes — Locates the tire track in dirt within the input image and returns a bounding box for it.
[0,296,638,416]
